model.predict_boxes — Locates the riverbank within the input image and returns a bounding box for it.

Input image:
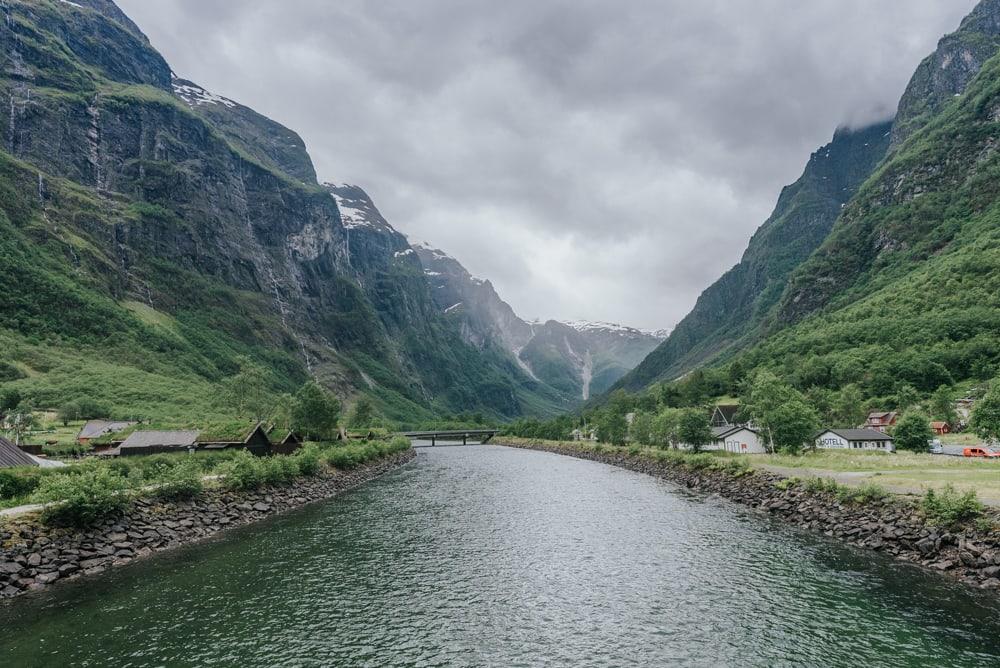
[0,448,416,600]
[497,438,1000,592]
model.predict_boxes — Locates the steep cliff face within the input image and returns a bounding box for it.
[615,120,892,391]
[891,0,1000,148]
[415,244,664,402]
[0,0,548,421]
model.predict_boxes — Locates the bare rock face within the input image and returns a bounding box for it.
[892,0,1000,148]
[0,0,562,419]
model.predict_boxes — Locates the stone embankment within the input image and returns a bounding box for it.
[499,440,1000,592]
[0,449,415,600]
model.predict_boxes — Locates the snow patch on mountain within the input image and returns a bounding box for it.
[565,321,669,339]
[171,78,236,109]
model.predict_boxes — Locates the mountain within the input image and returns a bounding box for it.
[0,0,561,423]
[619,0,1000,402]
[415,244,665,401]
[615,121,893,391]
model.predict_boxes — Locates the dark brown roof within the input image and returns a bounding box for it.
[78,420,137,440]
[821,429,894,442]
[0,436,39,468]
[120,430,200,449]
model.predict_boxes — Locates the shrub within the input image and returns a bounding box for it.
[294,445,322,476]
[32,469,131,527]
[153,461,204,501]
[0,468,46,501]
[220,451,267,490]
[774,477,801,491]
[803,477,841,495]
[264,456,300,485]
[836,482,890,505]
[921,485,985,526]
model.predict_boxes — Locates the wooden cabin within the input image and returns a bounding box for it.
[272,431,304,456]
[77,420,137,445]
[199,423,272,456]
[930,421,951,435]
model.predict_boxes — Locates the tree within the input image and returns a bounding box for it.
[630,412,655,446]
[6,402,37,446]
[651,408,681,448]
[893,412,934,452]
[971,382,1000,444]
[832,384,867,428]
[348,396,377,429]
[746,371,819,454]
[57,401,82,427]
[680,370,710,407]
[0,388,22,415]
[596,411,628,446]
[727,360,745,396]
[223,359,272,422]
[677,408,714,452]
[270,393,295,432]
[929,385,957,426]
[894,384,920,413]
[291,382,341,440]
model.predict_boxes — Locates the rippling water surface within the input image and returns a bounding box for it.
[3,445,1000,667]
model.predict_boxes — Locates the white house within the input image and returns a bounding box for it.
[700,426,767,454]
[815,428,894,452]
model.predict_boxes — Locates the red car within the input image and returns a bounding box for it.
[963,447,1000,458]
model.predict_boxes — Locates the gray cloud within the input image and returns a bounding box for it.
[117,0,976,329]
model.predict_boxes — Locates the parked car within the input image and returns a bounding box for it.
[963,447,1000,459]
[929,441,944,455]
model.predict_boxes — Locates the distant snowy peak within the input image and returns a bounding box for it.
[324,184,392,232]
[564,321,669,340]
[171,77,236,109]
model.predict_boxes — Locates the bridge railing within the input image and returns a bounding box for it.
[402,430,499,446]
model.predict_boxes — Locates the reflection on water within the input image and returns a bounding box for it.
[2,445,999,667]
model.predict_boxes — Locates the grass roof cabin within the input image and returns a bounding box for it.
[198,422,272,457]
[77,420,138,445]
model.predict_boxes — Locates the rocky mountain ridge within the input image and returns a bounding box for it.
[0,0,567,422]
[414,243,664,402]
[615,0,1000,403]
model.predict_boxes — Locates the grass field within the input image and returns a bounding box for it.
[751,450,1000,505]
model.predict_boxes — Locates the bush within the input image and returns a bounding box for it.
[294,445,321,476]
[837,482,889,505]
[0,468,47,501]
[220,451,267,490]
[921,485,985,526]
[32,469,131,527]
[153,461,204,501]
[803,477,841,495]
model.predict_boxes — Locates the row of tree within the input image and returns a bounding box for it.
[509,369,1000,454]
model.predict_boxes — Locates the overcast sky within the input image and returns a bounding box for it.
[117,0,976,330]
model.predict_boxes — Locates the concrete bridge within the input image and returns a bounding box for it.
[403,430,499,447]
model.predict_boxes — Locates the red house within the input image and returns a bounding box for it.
[930,421,951,435]
[864,411,899,434]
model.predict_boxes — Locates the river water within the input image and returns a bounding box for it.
[3,445,1000,667]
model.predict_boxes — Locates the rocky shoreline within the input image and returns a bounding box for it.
[0,449,416,601]
[498,440,1000,592]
